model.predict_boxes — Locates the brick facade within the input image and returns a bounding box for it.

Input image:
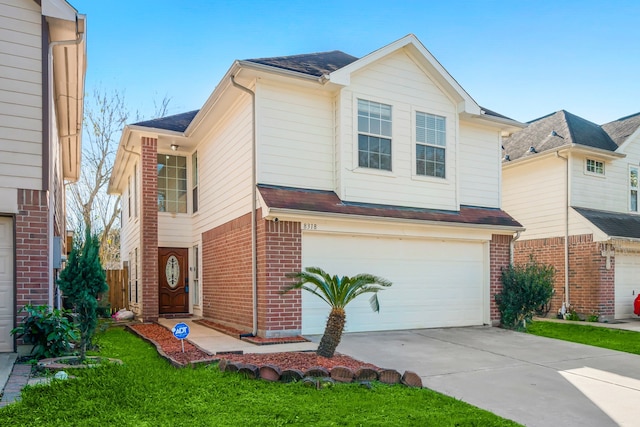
[515,234,614,319]
[140,137,159,322]
[490,234,511,325]
[15,189,49,325]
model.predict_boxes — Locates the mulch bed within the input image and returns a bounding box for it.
[128,323,379,372]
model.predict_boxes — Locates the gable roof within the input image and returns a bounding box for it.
[602,112,640,146]
[133,110,199,132]
[245,51,358,77]
[574,207,640,240]
[502,110,619,161]
[259,184,522,230]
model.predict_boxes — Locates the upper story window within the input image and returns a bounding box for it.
[192,152,198,213]
[586,159,605,175]
[357,99,392,171]
[133,164,138,218]
[157,154,187,213]
[630,166,638,212]
[416,112,446,178]
[127,176,132,218]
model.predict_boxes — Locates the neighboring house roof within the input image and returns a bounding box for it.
[133,110,199,132]
[245,51,358,77]
[258,184,523,229]
[502,110,619,161]
[574,207,640,240]
[602,112,640,147]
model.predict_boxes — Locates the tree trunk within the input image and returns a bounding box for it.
[316,308,345,358]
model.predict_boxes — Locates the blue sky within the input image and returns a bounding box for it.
[71,0,639,124]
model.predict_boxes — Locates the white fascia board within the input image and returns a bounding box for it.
[264,207,524,233]
[502,144,625,170]
[42,0,77,21]
[236,60,324,83]
[126,125,185,138]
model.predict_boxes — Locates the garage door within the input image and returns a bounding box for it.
[0,217,14,352]
[301,233,486,335]
[615,254,640,319]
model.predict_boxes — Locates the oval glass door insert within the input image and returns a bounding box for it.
[165,255,180,288]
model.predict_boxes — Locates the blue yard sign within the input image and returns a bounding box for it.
[172,322,190,352]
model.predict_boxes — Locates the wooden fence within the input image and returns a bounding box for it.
[105,268,129,313]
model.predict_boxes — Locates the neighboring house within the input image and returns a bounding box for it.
[0,0,86,352]
[502,110,640,321]
[108,35,524,338]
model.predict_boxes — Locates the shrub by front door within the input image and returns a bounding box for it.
[158,248,189,314]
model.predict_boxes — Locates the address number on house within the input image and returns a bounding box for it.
[302,223,318,230]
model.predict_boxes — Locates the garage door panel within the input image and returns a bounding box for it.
[302,233,485,334]
[615,254,640,319]
[0,217,14,352]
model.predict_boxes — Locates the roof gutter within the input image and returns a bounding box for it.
[236,60,326,84]
[503,144,625,169]
[230,74,258,337]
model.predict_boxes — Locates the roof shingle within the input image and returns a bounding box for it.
[602,112,640,147]
[133,110,199,132]
[574,207,640,240]
[245,51,358,77]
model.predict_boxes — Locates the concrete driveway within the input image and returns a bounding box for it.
[335,327,640,427]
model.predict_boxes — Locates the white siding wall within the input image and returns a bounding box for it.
[192,96,253,237]
[257,81,334,190]
[119,164,141,311]
[459,122,501,208]
[0,0,42,190]
[503,156,567,239]
[337,50,458,210]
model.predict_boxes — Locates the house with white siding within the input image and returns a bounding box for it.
[0,0,86,352]
[502,110,640,321]
[108,35,524,337]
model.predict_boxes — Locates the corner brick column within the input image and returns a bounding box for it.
[489,234,511,325]
[15,189,49,326]
[140,137,158,322]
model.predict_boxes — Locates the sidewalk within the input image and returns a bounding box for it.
[0,356,29,408]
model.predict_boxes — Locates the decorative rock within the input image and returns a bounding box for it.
[304,366,330,378]
[259,364,282,382]
[355,367,379,382]
[378,369,401,384]
[238,363,259,379]
[54,371,69,380]
[218,359,228,372]
[224,361,242,373]
[330,366,355,383]
[359,381,373,389]
[318,377,335,388]
[302,377,318,388]
[280,369,304,383]
[401,371,423,388]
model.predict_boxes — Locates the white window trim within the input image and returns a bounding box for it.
[584,158,606,177]
[411,107,452,184]
[192,244,200,306]
[630,164,639,213]
[352,95,396,177]
[157,151,190,216]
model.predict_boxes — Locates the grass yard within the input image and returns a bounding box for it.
[0,327,521,427]
[527,321,640,355]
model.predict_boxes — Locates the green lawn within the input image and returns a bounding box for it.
[0,327,520,427]
[527,321,640,355]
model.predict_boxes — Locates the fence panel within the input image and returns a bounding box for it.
[105,268,129,312]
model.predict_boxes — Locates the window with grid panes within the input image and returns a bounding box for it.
[416,112,446,178]
[157,154,187,213]
[358,99,392,171]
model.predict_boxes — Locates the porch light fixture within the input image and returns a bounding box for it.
[170,144,179,151]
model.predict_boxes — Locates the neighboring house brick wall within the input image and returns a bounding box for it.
[15,189,48,326]
[257,219,301,337]
[140,137,158,322]
[490,234,511,324]
[514,234,614,319]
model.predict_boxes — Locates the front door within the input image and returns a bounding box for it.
[158,247,189,314]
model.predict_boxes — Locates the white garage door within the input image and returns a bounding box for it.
[301,233,486,335]
[615,254,640,319]
[0,217,14,352]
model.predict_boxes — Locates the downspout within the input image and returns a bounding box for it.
[47,18,85,308]
[510,231,521,265]
[556,151,570,309]
[230,75,258,337]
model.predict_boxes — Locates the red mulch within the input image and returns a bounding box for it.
[129,323,379,371]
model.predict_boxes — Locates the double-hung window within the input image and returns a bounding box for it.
[631,166,638,212]
[157,154,187,213]
[416,112,446,178]
[358,99,392,171]
[192,152,198,213]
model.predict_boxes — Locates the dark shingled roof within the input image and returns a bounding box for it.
[602,112,640,146]
[574,207,640,240]
[133,110,199,132]
[480,107,516,122]
[502,110,618,161]
[258,184,522,228]
[245,51,358,77]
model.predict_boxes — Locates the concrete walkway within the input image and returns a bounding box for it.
[335,326,640,427]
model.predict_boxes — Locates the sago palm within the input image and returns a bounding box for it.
[283,266,392,358]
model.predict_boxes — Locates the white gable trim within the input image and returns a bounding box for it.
[615,124,640,154]
[329,34,481,116]
[42,0,78,21]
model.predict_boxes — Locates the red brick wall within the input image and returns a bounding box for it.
[201,212,254,332]
[257,219,301,337]
[15,189,49,325]
[490,234,511,324]
[514,234,614,319]
[140,137,158,322]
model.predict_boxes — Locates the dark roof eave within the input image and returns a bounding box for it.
[237,60,327,82]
